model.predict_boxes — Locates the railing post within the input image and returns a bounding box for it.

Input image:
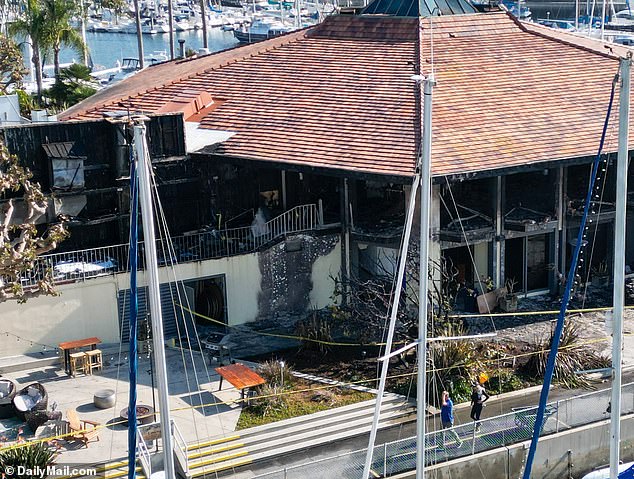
[472,426,476,455]
[384,442,387,477]
[556,400,560,432]
[318,199,324,224]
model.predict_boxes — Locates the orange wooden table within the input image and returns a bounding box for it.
[215,363,266,399]
[59,337,101,375]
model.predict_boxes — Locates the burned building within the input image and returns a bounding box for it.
[1,7,633,356]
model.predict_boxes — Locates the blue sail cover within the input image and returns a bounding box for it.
[620,464,634,478]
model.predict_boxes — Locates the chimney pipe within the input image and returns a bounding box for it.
[178,39,186,58]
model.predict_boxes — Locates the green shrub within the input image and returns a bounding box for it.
[0,442,55,478]
[258,359,294,389]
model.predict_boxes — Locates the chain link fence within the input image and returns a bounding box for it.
[254,382,633,478]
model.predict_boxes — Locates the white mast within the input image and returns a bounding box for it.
[601,0,606,41]
[134,121,176,478]
[415,74,435,479]
[609,53,631,479]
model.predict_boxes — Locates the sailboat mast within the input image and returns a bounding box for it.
[134,121,176,478]
[416,75,435,479]
[133,0,145,69]
[609,53,631,479]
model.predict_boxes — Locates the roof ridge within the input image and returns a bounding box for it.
[514,12,621,61]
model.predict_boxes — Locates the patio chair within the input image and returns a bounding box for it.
[65,409,100,448]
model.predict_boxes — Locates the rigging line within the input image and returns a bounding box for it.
[444,181,497,332]
[581,156,610,304]
[148,160,231,450]
[363,172,421,479]
[581,144,616,307]
[448,304,632,318]
[147,156,214,447]
[522,67,620,479]
[112,143,136,463]
[444,177,505,416]
[149,199,223,438]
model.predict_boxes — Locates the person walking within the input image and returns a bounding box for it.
[470,382,490,432]
[440,391,462,447]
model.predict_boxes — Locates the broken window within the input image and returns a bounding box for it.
[43,142,85,190]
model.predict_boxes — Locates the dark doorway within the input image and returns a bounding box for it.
[527,234,550,291]
[505,238,524,292]
[443,246,474,286]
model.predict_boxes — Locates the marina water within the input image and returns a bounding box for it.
[45,28,239,74]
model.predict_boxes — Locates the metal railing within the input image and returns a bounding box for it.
[254,382,633,478]
[17,204,321,288]
[171,420,189,476]
[137,433,152,478]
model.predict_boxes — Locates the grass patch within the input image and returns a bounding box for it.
[236,383,374,430]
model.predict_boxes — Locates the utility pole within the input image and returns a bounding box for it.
[134,0,145,69]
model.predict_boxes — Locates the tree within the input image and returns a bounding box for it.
[46,62,97,108]
[0,141,67,302]
[101,0,126,24]
[0,35,28,94]
[41,0,86,77]
[8,0,48,98]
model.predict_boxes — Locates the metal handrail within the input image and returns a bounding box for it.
[137,432,152,478]
[171,420,189,475]
[15,204,321,288]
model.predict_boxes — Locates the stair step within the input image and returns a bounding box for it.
[187,442,245,460]
[190,457,253,478]
[186,407,415,475]
[187,434,241,451]
[248,410,417,463]
[233,397,410,443]
[238,401,414,447]
[104,467,143,479]
[57,464,142,479]
[189,450,250,470]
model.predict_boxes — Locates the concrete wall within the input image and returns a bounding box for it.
[0,277,121,357]
[394,415,634,479]
[0,234,342,357]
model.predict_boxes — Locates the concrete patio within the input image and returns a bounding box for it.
[0,346,244,466]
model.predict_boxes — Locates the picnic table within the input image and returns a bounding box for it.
[215,363,266,400]
[59,337,101,376]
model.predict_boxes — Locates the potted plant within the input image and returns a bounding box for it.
[591,260,610,288]
[499,278,519,312]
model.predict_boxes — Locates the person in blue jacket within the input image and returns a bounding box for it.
[441,391,462,447]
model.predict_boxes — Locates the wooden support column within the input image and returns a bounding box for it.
[492,176,505,288]
[339,178,351,304]
[552,167,565,294]
[560,167,568,283]
[430,184,442,283]
[281,170,287,210]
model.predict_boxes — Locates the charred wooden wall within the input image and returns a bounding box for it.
[0,114,203,251]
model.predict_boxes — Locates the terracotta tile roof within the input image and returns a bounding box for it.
[62,12,629,178]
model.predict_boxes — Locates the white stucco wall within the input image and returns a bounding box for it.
[0,238,342,358]
[309,239,342,308]
[0,277,120,357]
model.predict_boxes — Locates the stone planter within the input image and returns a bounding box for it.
[499,294,518,312]
[592,274,610,288]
